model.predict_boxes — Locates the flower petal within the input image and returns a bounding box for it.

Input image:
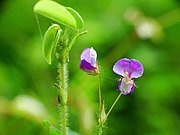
[89,47,97,67]
[118,78,134,95]
[113,58,130,77]
[81,48,91,61]
[129,59,144,78]
[80,59,96,73]
[80,47,97,67]
[113,58,144,78]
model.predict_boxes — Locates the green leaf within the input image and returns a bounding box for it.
[67,128,80,135]
[66,7,84,29]
[43,119,51,128]
[43,24,62,64]
[34,0,77,29]
[49,126,62,135]
[42,120,62,135]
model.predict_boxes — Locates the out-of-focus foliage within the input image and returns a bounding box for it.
[0,0,180,135]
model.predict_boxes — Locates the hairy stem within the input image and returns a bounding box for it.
[61,103,67,135]
[57,62,68,135]
[98,124,103,135]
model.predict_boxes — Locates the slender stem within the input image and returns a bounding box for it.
[102,92,122,125]
[58,62,68,135]
[35,14,43,42]
[64,30,87,57]
[64,31,79,57]
[78,30,88,37]
[97,71,104,135]
[98,72,102,122]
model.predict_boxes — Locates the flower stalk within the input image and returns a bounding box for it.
[98,71,102,123]
[97,70,104,135]
[102,92,122,125]
[98,91,122,134]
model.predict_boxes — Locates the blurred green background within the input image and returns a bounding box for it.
[0,0,180,135]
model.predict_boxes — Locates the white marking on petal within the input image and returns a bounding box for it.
[90,47,97,67]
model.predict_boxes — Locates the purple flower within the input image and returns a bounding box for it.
[113,58,144,95]
[80,47,98,74]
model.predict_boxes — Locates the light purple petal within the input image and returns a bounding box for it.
[113,58,130,77]
[129,59,144,78]
[80,47,97,68]
[81,48,91,62]
[118,78,134,95]
[80,59,97,73]
[113,58,144,78]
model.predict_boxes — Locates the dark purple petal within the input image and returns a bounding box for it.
[80,47,97,68]
[80,59,97,73]
[118,78,134,95]
[113,58,144,78]
[113,58,130,77]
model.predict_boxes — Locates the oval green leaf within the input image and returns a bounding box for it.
[66,7,84,29]
[34,0,77,29]
[43,24,62,64]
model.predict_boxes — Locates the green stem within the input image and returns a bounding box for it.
[57,62,68,135]
[98,72,102,123]
[64,31,79,57]
[97,71,103,135]
[98,124,103,135]
[63,30,88,59]
[61,104,67,135]
[102,92,122,125]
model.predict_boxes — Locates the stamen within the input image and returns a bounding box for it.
[124,72,131,82]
